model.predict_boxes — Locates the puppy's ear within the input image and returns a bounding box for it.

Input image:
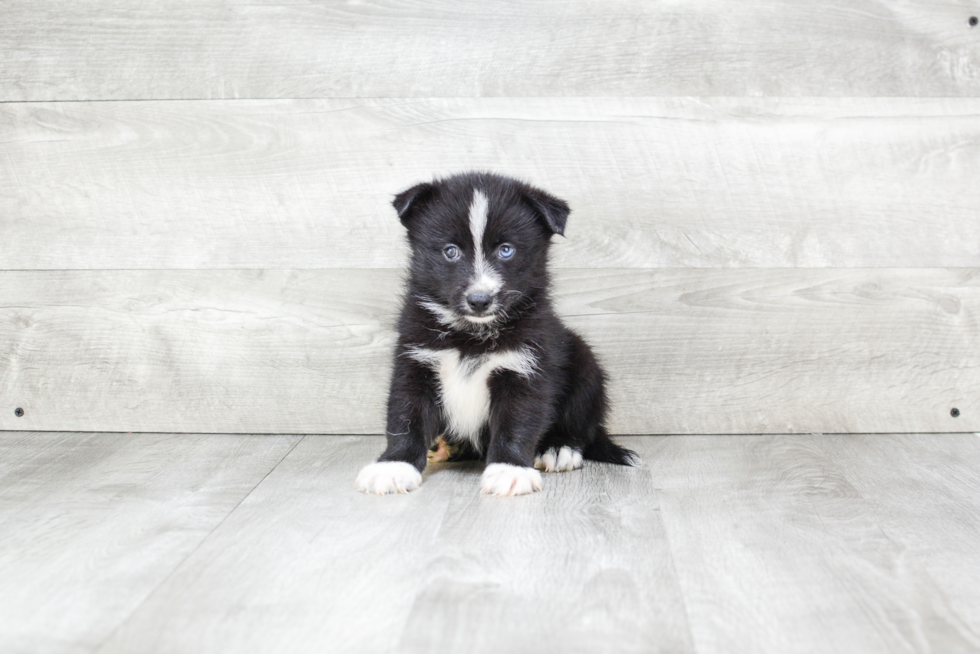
[522,186,570,236]
[392,182,437,228]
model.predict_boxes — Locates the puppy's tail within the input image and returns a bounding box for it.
[582,429,642,467]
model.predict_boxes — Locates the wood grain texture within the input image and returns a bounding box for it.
[96,435,461,654]
[5,433,980,653]
[95,435,691,654]
[568,267,979,434]
[1,268,976,435]
[3,98,980,270]
[0,269,399,435]
[816,433,980,635]
[2,1,979,101]
[0,431,300,654]
[639,434,980,654]
[397,453,691,654]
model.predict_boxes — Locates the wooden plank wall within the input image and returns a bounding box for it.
[1,1,978,434]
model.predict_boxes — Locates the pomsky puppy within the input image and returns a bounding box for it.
[355,172,639,497]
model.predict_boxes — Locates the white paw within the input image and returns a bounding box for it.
[354,461,422,495]
[480,463,543,497]
[534,446,583,473]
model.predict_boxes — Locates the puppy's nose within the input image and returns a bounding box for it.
[466,293,493,313]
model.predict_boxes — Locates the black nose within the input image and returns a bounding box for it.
[466,293,493,313]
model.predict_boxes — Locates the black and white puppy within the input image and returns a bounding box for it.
[355,172,639,497]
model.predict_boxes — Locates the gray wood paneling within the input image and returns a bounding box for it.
[643,434,980,653]
[2,268,975,435]
[567,267,978,434]
[3,98,979,270]
[0,431,300,654]
[2,1,978,101]
[0,269,399,435]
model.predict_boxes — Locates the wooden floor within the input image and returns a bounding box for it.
[2,432,979,654]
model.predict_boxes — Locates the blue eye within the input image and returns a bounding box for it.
[443,245,460,261]
[497,244,515,259]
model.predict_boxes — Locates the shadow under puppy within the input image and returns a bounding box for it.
[355,172,639,497]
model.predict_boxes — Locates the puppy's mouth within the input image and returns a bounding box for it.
[462,311,498,324]
[417,295,499,329]
[462,296,499,324]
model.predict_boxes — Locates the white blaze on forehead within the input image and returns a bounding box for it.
[468,189,489,246]
[467,189,502,295]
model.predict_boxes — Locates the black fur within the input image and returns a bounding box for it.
[376,172,638,481]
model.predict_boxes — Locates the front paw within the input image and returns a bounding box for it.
[354,461,422,495]
[480,463,543,497]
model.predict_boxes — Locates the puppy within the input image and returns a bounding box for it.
[355,172,639,497]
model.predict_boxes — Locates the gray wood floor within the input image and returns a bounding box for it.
[2,432,979,653]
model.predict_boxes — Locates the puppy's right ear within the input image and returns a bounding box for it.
[392,182,437,228]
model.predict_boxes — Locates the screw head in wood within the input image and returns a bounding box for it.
[971,16,978,26]
[14,407,24,417]
[951,408,960,417]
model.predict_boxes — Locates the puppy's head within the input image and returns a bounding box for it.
[393,172,569,333]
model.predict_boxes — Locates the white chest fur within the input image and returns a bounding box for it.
[406,347,537,449]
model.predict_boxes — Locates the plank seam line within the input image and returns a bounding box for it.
[3,97,980,105]
[0,268,404,273]
[0,97,385,104]
[3,431,977,437]
[640,461,699,652]
[89,434,307,653]
[0,430,385,436]
[1,267,978,273]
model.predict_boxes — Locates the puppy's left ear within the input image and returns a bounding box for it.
[523,186,570,236]
[392,182,437,228]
